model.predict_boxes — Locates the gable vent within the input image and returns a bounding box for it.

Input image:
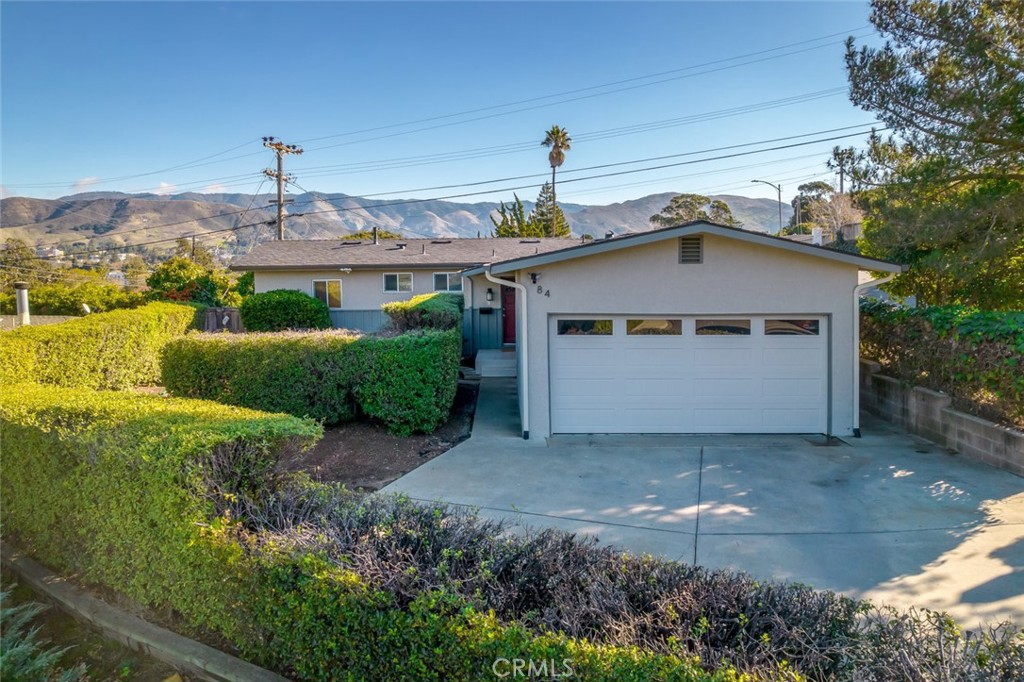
[678,236,703,264]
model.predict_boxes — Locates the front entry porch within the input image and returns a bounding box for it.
[476,348,517,377]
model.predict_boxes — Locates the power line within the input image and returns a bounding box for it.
[289,87,849,179]
[297,27,872,148]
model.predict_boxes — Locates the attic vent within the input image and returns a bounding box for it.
[519,239,540,244]
[431,239,452,244]
[678,236,703,264]
[341,241,362,245]
[396,243,407,250]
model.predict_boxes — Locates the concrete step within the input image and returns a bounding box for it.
[477,349,517,378]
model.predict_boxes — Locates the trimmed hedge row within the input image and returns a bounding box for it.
[3,385,1021,681]
[239,289,332,332]
[0,384,322,646]
[861,300,1024,426]
[382,292,464,331]
[161,328,461,435]
[0,302,199,390]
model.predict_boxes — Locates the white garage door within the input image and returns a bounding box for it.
[549,316,828,434]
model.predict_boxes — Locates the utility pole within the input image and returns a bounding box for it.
[190,233,196,261]
[262,136,303,240]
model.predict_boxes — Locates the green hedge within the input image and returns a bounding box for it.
[382,292,464,331]
[161,328,461,435]
[861,300,1024,426]
[0,281,147,316]
[0,302,199,390]
[239,289,331,332]
[0,384,321,645]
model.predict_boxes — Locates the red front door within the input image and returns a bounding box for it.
[501,285,516,344]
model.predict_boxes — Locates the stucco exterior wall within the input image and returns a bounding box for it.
[510,234,859,439]
[254,268,465,308]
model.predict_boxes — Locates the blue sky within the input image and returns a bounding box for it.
[1,1,880,205]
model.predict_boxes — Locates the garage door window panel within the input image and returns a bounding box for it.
[626,319,682,335]
[765,319,820,335]
[557,319,613,335]
[695,319,751,335]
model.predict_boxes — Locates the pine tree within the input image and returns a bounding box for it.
[533,183,571,237]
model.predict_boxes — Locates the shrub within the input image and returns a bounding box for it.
[0,588,85,682]
[146,257,239,307]
[382,292,464,331]
[0,384,321,651]
[239,289,331,332]
[861,300,1024,426]
[161,328,461,434]
[0,281,146,316]
[0,302,199,390]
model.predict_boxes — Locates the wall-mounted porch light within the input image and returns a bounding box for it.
[486,287,494,302]
[529,272,540,284]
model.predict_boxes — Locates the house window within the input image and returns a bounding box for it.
[765,319,820,335]
[383,272,413,293]
[312,279,342,309]
[627,319,682,335]
[433,272,463,292]
[557,319,613,336]
[695,319,750,335]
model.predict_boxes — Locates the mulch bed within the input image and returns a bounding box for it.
[279,380,480,491]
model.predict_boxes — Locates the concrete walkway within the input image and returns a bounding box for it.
[382,378,1024,627]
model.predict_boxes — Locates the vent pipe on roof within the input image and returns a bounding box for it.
[605,230,615,240]
[812,228,823,246]
[373,226,378,245]
[422,244,426,254]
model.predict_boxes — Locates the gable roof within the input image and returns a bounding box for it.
[463,221,905,275]
[230,237,578,271]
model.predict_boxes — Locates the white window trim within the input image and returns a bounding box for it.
[311,279,343,310]
[432,272,463,293]
[383,272,414,293]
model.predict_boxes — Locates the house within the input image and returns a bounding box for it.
[461,221,904,440]
[233,222,903,440]
[106,270,126,285]
[230,236,577,346]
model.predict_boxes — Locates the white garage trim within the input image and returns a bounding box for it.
[548,314,830,434]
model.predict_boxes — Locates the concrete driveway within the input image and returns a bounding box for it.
[382,379,1024,627]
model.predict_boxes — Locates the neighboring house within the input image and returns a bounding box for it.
[230,236,577,345]
[462,221,903,440]
[106,270,126,285]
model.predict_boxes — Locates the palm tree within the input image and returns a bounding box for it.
[541,125,572,236]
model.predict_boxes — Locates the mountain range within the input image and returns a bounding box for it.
[1,191,793,254]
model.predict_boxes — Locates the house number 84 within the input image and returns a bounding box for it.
[537,286,550,297]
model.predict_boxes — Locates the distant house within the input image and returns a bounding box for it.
[35,247,64,260]
[106,270,127,285]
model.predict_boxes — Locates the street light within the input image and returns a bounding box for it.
[751,179,783,234]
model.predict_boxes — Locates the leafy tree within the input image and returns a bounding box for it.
[146,256,238,307]
[650,194,740,227]
[532,183,571,237]
[490,194,544,238]
[122,255,149,288]
[173,237,216,269]
[1,238,55,289]
[541,125,572,236]
[236,271,255,298]
[842,0,1024,307]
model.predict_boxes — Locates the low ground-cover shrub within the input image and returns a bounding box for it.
[382,292,463,331]
[0,302,199,390]
[0,281,146,316]
[861,300,1024,426]
[239,289,331,331]
[161,328,461,435]
[0,588,85,682]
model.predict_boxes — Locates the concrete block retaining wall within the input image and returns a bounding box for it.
[860,360,1024,477]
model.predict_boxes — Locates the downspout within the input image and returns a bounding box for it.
[484,266,529,439]
[852,273,896,437]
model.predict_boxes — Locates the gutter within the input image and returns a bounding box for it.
[483,266,530,439]
[852,272,896,437]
